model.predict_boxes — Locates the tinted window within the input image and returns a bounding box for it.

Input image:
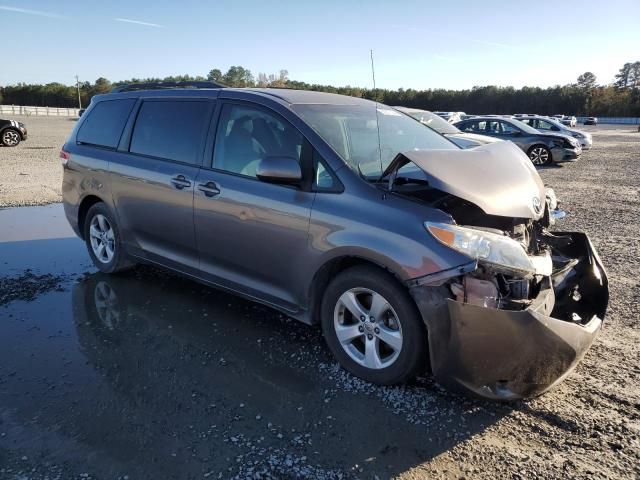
[213,104,303,178]
[130,100,210,164]
[77,99,136,148]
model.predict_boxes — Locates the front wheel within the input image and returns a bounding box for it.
[528,145,552,166]
[83,203,134,273]
[1,128,21,147]
[321,265,428,385]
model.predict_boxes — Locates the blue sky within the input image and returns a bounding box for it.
[1,0,639,89]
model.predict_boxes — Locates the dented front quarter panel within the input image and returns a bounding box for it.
[410,232,609,400]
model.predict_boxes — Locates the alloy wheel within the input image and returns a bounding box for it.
[2,130,20,146]
[529,147,549,165]
[333,288,403,369]
[89,214,115,264]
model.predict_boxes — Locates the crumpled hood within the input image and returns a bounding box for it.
[392,141,546,220]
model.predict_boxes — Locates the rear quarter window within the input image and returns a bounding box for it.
[76,99,136,148]
[129,100,210,164]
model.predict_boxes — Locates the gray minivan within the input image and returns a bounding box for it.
[61,85,608,399]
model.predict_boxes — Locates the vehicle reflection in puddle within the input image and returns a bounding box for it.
[0,205,506,478]
[73,269,320,407]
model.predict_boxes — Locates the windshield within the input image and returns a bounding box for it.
[508,117,542,135]
[292,103,457,177]
[403,109,460,135]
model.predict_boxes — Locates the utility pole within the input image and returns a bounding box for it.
[75,75,82,109]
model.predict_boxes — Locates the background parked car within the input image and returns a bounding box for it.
[454,116,581,165]
[518,115,592,149]
[561,116,577,127]
[394,107,500,148]
[0,119,27,147]
[584,117,598,125]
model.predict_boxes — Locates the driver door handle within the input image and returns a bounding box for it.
[198,181,221,197]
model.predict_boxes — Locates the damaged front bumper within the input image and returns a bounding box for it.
[410,232,608,400]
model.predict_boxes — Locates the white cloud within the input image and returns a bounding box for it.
[115,17,164,28]
[0,5,65,19]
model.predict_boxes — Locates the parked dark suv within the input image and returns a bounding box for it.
[0,118,27,146]
[62,84,608,399]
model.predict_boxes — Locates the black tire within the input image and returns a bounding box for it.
[1,128,21,147]
[528,144,552,166]
[321,265,428,385]
[83,203,134,274]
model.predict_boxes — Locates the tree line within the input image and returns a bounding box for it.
[1,61,639,116]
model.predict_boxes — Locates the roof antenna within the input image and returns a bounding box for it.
[371,49,383,179]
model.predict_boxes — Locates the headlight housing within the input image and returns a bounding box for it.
[425,222,551,277]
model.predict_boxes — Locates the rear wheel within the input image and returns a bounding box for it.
[83,203,134,273]
[528,145,552,166]
[1,128,21,147]
[321,265,427,385]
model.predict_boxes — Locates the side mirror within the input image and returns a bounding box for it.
[551,126,560,131]
[256,156,302,185]
[510,130,521,136]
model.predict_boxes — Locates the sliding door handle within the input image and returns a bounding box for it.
[198,181,221,197]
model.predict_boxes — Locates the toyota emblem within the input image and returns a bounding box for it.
[532,196,542,215]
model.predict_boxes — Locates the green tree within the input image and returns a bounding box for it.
[207,69,223,82]
[614,61,640,90]
[222,66,254,87]
[577,72,597,90]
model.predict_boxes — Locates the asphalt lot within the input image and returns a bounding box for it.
[0,120,639,479]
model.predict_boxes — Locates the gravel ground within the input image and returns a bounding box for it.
[0,123,638,479]
[0,115,74,207]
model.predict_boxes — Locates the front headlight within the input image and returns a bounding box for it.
[425,222,551,277]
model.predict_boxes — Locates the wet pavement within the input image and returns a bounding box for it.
[0,204,507,479]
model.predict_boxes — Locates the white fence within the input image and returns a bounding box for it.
[0,105,80,117]
[576,116,640,125]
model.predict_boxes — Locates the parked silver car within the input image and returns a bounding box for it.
[454,116,582,165]
[562,116,577,127]
[394,107,500,148]
[518,116,592,149]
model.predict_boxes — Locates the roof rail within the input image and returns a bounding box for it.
[110,80,226,93]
